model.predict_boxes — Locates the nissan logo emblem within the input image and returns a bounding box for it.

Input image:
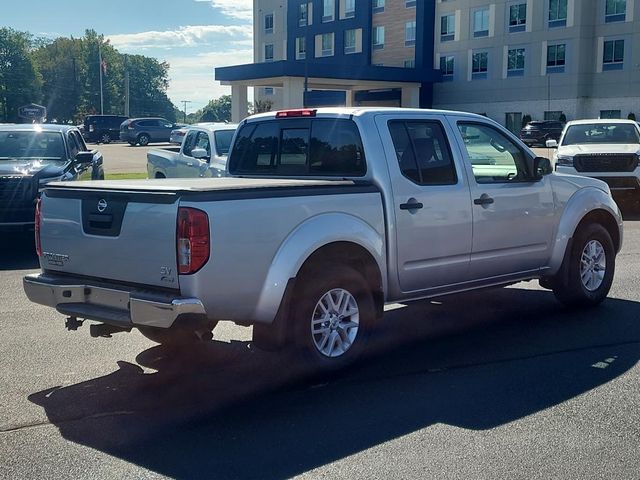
[97,199,108,212]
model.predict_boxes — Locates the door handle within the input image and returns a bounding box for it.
[474,194,494,206]
[399,199,424,210]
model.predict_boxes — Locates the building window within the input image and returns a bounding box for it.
[473,8,490,37]
[373,0,385,13]
[440,55,454,81]
[296,36,306,60]
[441,14,455,41]
[406,0,416,7]
[472,51,488,79]
[546,44,566,73]
[549,0,567,27]
[404,59,415,68]
[373,26,385,50]
[321,33,334,56]
[299,3,308,26]
[509,3,527,33]
[405,21,416,46]
[344,29,356,54]
[603,39,624,70]
[264,87,274,96]
[264,43,274,62]
[345,0,355,18]
[264,13,274,34]
[507,48,525,76]
[323,0,334,22]
[605,0,626,22]
[600,110,621,119]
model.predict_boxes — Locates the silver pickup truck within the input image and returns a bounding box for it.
[24,108,623,369]
[146,123,237,179]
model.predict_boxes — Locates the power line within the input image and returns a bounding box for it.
[181,100,192,123]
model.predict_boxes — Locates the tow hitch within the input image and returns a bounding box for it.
[65,316,84,331]
[90,323,132,338]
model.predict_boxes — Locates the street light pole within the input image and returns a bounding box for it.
[181,100,192,123]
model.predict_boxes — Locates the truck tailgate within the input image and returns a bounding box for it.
[39,186,180,289]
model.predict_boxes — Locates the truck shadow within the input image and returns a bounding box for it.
[29,287,639,479]
[0,232,39,270]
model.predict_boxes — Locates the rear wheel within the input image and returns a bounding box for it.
[552,223,615,307]
[293,265,375,370]
[137,134,150,146]
[100,132,111,144]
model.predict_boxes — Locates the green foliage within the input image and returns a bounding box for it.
[0,27,177,123]
[0,28,42,122]
[198,95,232,122]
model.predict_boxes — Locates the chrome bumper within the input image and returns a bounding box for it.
[23,273,206,329]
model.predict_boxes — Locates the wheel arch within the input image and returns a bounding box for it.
[548,187,623,275]
[252,212,386,325]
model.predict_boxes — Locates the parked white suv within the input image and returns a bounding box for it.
[548,119,640,198]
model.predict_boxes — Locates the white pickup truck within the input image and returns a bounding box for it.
[24,108,623,370]
[146,123,237,178]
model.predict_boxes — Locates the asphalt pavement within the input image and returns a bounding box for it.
[0,206,639,479]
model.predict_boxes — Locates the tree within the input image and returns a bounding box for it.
[125,53,176,121]
[0,28,42,122]
[32,37,85,123]
[199,95,232,122]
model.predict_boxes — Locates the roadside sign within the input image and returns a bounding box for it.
[18,103,47,121]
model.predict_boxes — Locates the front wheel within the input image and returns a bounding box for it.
[553,223,615,307]
[100,132,111,144]
[293,265,375,370]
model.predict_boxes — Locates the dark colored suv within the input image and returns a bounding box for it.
[84,115,129,144]
[119,118,176,146]
[520,121,564,147]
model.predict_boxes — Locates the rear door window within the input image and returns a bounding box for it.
[389,121,457,185]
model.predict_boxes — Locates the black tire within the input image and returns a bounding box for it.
[137,134,150,146]
[553,223,615,307]
[155,173,166,179]
[293,265,375,370]
[100,132,111,144]
[138,320,217,346]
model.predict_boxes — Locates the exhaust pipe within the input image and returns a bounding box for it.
[90,323,132,338]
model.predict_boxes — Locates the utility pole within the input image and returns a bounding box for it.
[124,54,130,117]
[98,45,104,115]
[181,100,192,123]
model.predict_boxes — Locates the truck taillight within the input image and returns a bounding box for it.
[34,197,42,257]
[177,207,210,274]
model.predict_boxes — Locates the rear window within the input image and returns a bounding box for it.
[228,118,366,176]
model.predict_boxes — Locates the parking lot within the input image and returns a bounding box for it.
[1,203,639,478]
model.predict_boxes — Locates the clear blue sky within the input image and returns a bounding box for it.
[3,0,254,111]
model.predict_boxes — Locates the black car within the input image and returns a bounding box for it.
[84,115,129,144]
[119,118,177,146]
[0,124,103,231]
[520,121,564,147]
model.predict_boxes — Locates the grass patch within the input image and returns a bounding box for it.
[104,172,148,180]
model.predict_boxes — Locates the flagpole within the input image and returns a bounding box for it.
[99,45,104,114]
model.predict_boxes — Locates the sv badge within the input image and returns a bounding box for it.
[160,266,175,284]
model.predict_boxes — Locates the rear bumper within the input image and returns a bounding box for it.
[23,273,206,329]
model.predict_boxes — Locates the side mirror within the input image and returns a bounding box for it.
[533,156,552,180]
[546,139,558,148]
[191,147,209,160]
[75,151,94,165]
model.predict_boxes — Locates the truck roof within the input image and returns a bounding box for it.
[245,107,487,122]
